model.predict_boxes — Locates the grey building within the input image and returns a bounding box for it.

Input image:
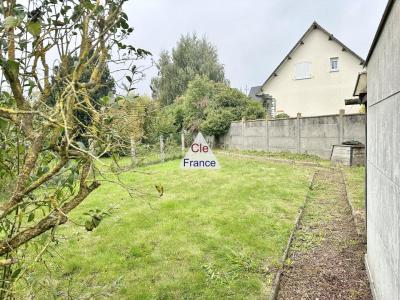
[365,0,400,299]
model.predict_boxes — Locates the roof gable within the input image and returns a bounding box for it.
[261,21,365,88]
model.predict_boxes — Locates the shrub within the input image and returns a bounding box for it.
[275,113,290,119]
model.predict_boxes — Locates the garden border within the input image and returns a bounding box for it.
[267,170,318,300]
[339,167,365,240]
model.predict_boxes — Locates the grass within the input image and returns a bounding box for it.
[21,155,314,299]
[342,166,366,236]
[118,143,183,167]
[343,166,365,210]
[220,149,329,165]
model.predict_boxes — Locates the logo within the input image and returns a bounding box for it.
[180,132,220,169]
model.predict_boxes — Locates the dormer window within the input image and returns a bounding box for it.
[330,57,339,72]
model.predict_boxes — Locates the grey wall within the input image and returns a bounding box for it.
[366,1,400,299]
[219,112,365,159]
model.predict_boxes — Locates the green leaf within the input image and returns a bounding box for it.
[27,212,35,222]
[99,95,110,105]
[11,268,22,279]
[0,118,8,130]
[82,0,95,11]
[92,215,102,227]
[84,220,94,231]
[27,21,41,36]
[28,79,36,95]
[4,16,20,29]
[6,59,20,77]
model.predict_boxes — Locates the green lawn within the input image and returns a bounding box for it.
[24,155,313,299]
[343,166,365,210]
[220,149,327,164]
[343,166,366,236]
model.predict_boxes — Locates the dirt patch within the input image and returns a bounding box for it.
[277,169,371,300]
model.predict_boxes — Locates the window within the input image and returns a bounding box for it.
[294,62,311,80]
[330,57,339,71]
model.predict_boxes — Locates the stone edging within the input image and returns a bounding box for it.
[267,171,318,300]
[364,254,378,300]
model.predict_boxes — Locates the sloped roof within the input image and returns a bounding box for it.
[353,71,367,97]
[248,86,262,100]
[261,21,365,88]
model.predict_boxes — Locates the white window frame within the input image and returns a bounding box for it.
[330,57,339,72]
[294,62,312,80]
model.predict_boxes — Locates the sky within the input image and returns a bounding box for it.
[123,0,388,96]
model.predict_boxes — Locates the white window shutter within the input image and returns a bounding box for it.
[295,62,311,79]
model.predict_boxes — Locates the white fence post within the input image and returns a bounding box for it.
[130,136,137,166]
[181,132,185,153]
[160,134,165,163]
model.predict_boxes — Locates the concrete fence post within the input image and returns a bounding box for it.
[339,109,345,144]
[241,118,245,150]
[265,117,270,152]
[296,113,301,153]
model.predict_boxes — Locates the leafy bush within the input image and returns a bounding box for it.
[201,110,235,137]
[275,113,290,119]
[179,76,265,137]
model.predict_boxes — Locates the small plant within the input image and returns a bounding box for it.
[275,113,290,119]
[83,209,112,232]
[201,263,227,285]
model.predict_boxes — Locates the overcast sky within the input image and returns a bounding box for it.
[123,0,388,95]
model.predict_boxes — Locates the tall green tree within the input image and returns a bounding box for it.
[151,34,226,106]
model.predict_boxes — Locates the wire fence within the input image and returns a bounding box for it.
[122,133,192,168]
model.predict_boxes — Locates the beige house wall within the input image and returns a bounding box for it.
[261,28,364,117]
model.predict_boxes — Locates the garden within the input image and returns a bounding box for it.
[22,155,314,299]
[0,1,368,298]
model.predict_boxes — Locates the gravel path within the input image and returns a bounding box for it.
[277,169,371,299]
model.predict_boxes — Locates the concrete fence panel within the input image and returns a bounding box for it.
[220,111,365,159]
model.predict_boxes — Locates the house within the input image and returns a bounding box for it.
[258,21,365,117]
[248,86,276,117]
[361,1,400,299]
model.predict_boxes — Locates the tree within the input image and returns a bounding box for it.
[0,0,149,296]
[179,76,265,137]
[151,34,227,106]
[49,54,116,140]
[108,95,158,162]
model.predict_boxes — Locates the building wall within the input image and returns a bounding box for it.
[219,112,365,159]
[366,1,400,299]
[261,28,364,117]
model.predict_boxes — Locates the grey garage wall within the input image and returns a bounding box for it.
[366,1,400,299]
[219,111,365,159]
